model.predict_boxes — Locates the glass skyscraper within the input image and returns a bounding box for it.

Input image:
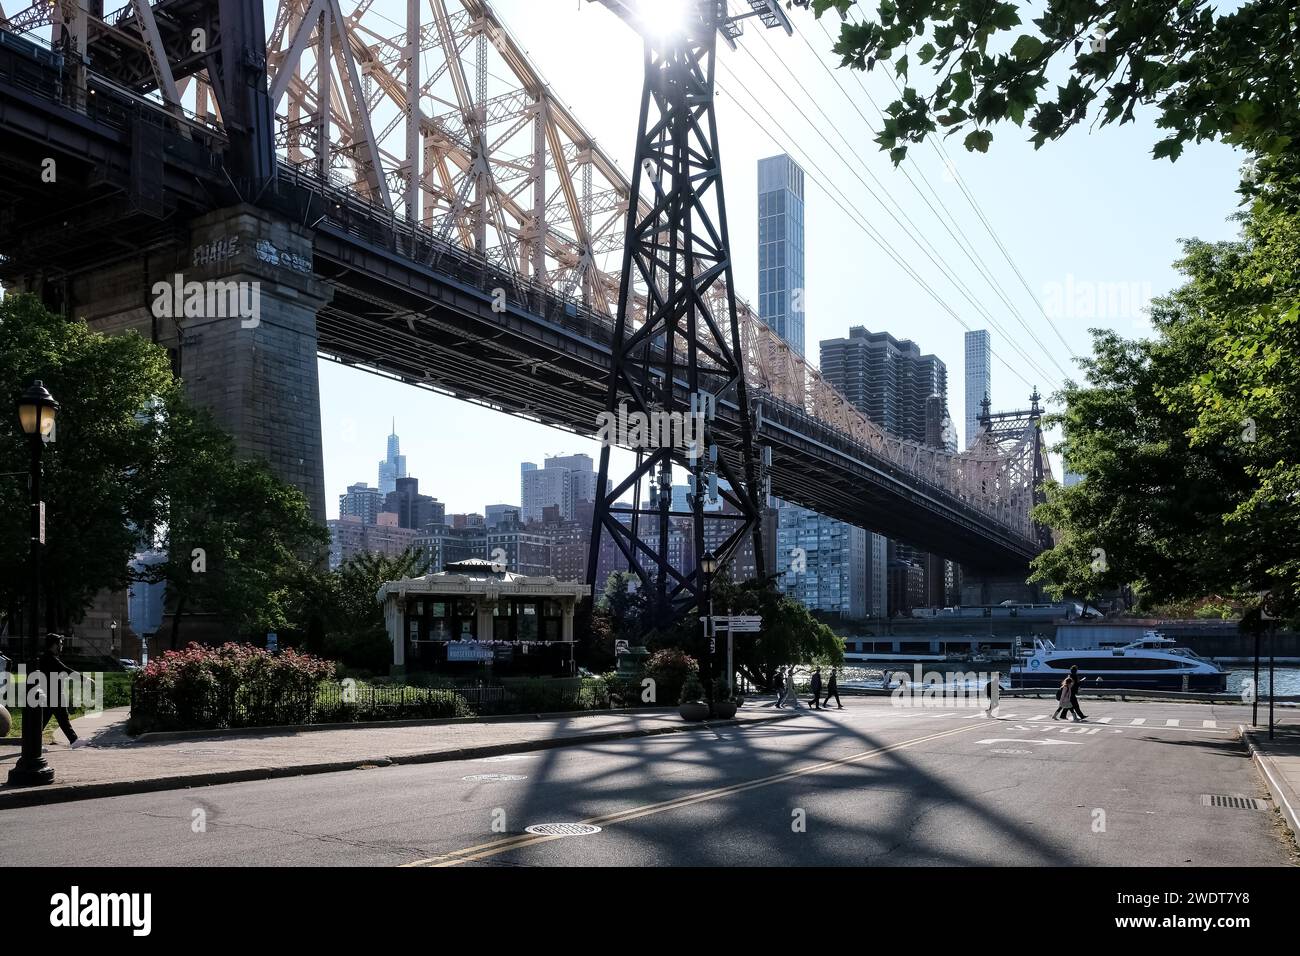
[757,154,806,356]
[964,330,991,449]
[378,420,407,496]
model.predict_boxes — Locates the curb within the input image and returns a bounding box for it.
[0,712,798,810]
[1240,725,1300,843]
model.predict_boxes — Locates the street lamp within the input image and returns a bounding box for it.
[700,551,718,691]
[109,620,119,657]
[8,379,58,787]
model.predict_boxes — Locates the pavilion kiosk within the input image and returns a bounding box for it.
[377,558,590,676]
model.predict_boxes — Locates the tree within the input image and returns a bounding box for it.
[0,293,328,640]
[0,294,175,630]
[811,0,1300,205]
[709,576,844,690]
[1029,201,1299,620]
[304,548,429,673]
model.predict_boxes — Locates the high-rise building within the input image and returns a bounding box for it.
[757,154,806,356]
[485,504,522,528]
[521,454,600,523]
[964,329,991,449]
[328,513,423,570]
[382,476,444,532]
[820,327,947,443]
[821,327,953,612]
[777,506,866,618]
[378,420,408,495]
[487,518,553,577]
[339,482,383,525]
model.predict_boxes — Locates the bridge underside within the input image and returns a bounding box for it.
[0,39,1037,576]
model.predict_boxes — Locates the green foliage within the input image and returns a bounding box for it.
[300,547,430,673]
[0,294,176,626]
[811,0,1300,207]
[130,641,335,732]
[158,402,328,642]
[679,675,705,705]
[709,576,844,691]
[1030,202,1300,622]
[0,293,327,639]
[645,646,699,705]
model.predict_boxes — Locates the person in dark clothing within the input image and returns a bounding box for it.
[38,634,81,746]
[1067,664,1088,720]
[773,670,786,708]
[823,668,843,709]
[809,668,823,709]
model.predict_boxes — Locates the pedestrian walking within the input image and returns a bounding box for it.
[984,675,999,718]
[1067,665,1088,720]
[1052,674,1074,720]
[773,670,786,708]
[823,667,843,709]
[39,633,84,747]
[809,667,823,709]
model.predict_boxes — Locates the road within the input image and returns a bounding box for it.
[2,698,1294,867]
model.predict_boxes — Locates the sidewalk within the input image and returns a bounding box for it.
[1241,723,1300,842]
[0,706,794,809]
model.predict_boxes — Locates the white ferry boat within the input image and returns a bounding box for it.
[1011,631,1227,692]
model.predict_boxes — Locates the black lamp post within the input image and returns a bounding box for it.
[8,379,58,787]
[700,551,718,689]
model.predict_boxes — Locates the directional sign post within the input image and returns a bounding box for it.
[702,615,763,692]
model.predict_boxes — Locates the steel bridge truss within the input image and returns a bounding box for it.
[0,0,1051,571]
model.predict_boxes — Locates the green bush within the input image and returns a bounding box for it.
[645,648,698,706]
[679,676,705,704]
[130,642,335,733]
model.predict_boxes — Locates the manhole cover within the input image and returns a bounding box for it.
[1200,794,1269,810]
[990,749,1032,755]
[461,773,527,782]
[524,823,602,837]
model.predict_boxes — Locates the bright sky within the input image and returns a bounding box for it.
[318,0,1246,517]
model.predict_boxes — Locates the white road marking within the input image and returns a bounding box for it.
[1128,718,1147,726]
[1025,714,1049,721]
[1097,717,1114,723]
[1203,720,1217,729]
[1165,719,1180,727]
[976,738,1083,747]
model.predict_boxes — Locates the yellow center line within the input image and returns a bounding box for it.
[401,719,987,867]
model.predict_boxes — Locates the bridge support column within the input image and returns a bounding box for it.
[68,204,332,524]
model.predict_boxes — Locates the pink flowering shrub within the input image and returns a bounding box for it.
[132,642,336,732]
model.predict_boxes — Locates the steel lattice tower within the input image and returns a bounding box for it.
[586,1,789,625]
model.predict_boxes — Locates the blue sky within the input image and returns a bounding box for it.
[319,0,1247,517]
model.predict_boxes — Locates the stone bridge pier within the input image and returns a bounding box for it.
[40,204,333,524]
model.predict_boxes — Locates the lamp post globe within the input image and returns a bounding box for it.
[8,379,58,787]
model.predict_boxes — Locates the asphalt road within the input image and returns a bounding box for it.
[2,698,1294,867]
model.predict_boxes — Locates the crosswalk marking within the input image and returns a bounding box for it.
[1097,717,1114,723]
[1128,718,1146,726]
[1203,720,1217,729]
[1165,719,1180,727]
[1025,714,1048,721]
